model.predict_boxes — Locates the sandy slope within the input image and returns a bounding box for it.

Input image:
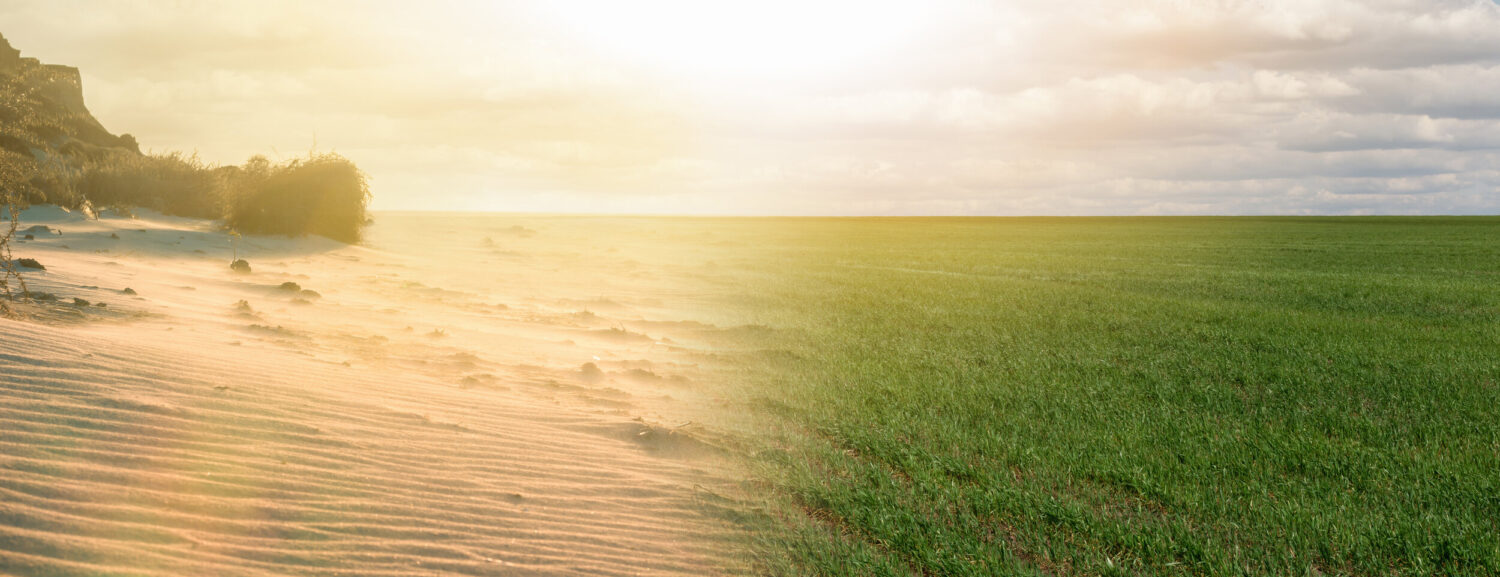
[0,208,753,576]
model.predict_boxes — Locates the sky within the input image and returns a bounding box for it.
[4,0,1500,215]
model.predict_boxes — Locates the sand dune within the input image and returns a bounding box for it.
[1,208,751,575]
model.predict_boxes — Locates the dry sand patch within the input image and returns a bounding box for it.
[1,208,751,576]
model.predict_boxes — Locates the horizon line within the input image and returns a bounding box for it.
[367,210,1500,218]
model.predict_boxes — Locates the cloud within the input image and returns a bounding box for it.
[1276,113,1500,152]
[1337,65,1500,118]
[3,0,1498,213]
[1032,0,1500,71]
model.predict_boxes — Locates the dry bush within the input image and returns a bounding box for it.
[224,152,369,243]
[74,151,222,218]
[0,151,32,303]
[0,144,371,247]
[27,154,81,207]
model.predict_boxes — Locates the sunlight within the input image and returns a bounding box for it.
[6,4,1500,575]
[536,0,929,81]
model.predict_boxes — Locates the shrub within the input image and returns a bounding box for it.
[224,152,369,243]
[27,154,81,207]
[0,151,32,302]
[74,151,222,218]
[3,145,371,246]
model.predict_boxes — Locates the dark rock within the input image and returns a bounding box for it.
[72,297,90,306]
[121,287,137,295]
[15,258,43,270]
[94,302,106,308]
[230,259,251,273]
[300,289,321,299]
[278,281,302,292]
[26,291,56,301]
[110,233,120,239]
[22,234,32,240]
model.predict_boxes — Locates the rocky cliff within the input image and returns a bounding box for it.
[0,34,21,73]
[0,32,138,161]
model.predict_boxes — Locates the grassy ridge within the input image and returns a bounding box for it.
[714,218,1500,575]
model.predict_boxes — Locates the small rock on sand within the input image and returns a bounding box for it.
[230,259,251,273]
[122,288,137,295]
[279,281,302,292]
[72,298,90,306]
[20,225,58,236]
[15,258,44,270]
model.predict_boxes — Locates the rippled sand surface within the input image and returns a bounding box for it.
[1,208,754,576]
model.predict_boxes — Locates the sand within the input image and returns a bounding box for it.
[0,207,753,576]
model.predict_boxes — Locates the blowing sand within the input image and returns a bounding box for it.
[1,208,753,576]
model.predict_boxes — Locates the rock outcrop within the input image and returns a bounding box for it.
[0,32,139,161]
[0,34,21,73]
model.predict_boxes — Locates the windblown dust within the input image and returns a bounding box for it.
[0,208,759,576]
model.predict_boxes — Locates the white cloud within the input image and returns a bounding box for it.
[3,0,1498,213]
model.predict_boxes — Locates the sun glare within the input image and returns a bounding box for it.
[536,1,928,81]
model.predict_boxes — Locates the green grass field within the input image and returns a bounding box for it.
[705,217,1500,576]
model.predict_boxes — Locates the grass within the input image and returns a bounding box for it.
[702,217,1500,576]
